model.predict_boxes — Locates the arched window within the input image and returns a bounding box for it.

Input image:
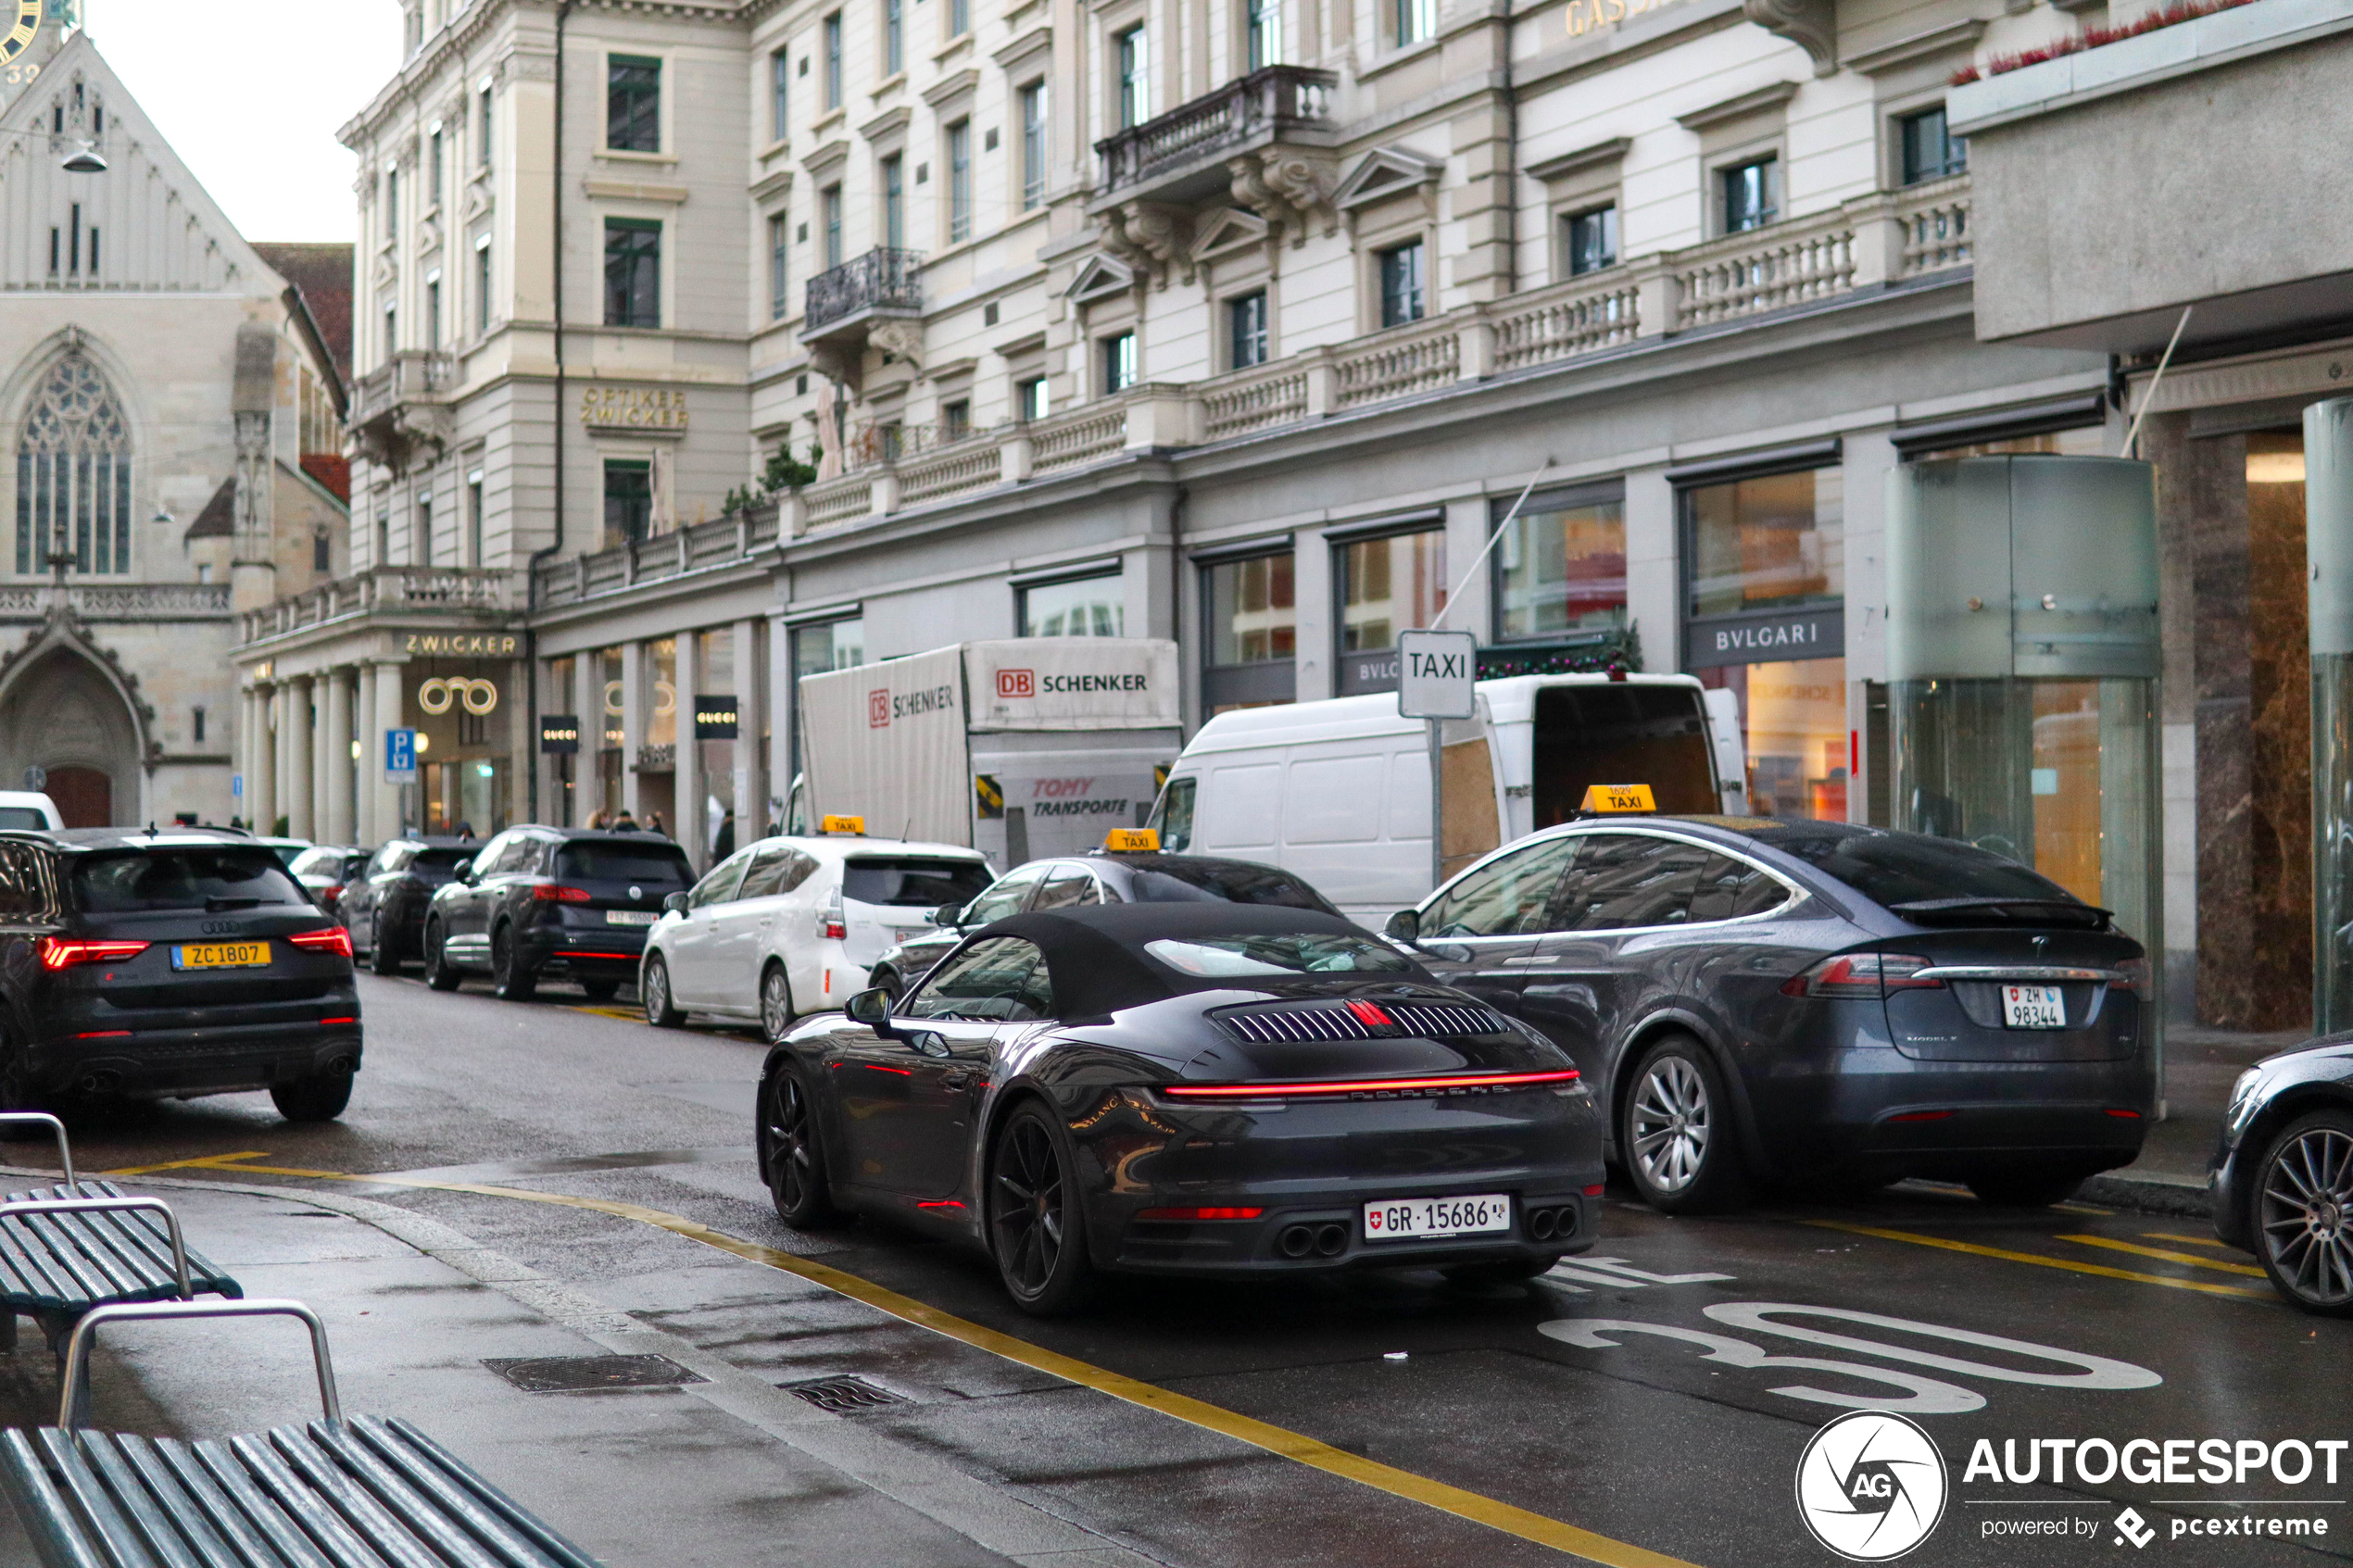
[15,352,132,576]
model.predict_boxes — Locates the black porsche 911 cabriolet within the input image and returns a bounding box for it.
[754,903,1604,1312]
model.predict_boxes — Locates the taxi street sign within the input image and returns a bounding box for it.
[1397,629,1478,721]
[1580,783,1656,814]
[384,728,419,784]
[1104,827,1159,852]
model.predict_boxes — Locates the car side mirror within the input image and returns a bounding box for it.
[934,901,965,929]
[457,865,477,885]
[1383,908,1422,946]
[845,986,898,1038]
[662,891,689,915]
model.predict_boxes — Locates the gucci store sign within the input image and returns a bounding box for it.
[1684,607,1845,670]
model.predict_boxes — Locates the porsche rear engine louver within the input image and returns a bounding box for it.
[1214,1000,1509,1043]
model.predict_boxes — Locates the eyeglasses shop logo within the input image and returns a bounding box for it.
[1795,1411,1948,1561]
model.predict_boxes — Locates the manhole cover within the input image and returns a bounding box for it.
[783,1374,908,1412]
[483,1355,709,1393]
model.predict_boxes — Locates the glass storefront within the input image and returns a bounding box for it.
[1494,486,1625,639]
[1336,527,1445,695]
[1683,465,1845,821]
[1202,549,1296,712]
[408,659,512,836]
[598,645,625,821]
[1021,572,1126,637]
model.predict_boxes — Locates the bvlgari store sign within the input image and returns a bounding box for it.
[1684,607,1844,670]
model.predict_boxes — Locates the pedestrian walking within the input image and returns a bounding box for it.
[612,807,639,832]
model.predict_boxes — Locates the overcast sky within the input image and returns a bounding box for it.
[87,1,403,243]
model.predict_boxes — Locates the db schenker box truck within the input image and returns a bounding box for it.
[797,639,1181,866]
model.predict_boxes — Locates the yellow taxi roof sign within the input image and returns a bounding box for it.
[1104,827,1160,852]
[820,814,866,834]
[1579,784,1656,814]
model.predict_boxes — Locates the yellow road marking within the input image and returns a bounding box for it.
[1806,1220,2273,1302]
[104,1151,1696,1568]
[2143,1231,2234,1249]
[101,1151,277,1177]
[572,1006,642,1022]
[2058,1234,2268,1278]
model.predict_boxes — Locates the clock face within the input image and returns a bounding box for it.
[0,1,40,68]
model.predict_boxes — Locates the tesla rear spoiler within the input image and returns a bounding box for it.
[1887,896,2112,930]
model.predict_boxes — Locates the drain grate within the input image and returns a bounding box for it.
[782,1374,909,1412]
[483,1354,709,1393]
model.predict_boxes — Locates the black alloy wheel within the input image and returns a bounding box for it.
[422,922,461,991]
[2254,1110,2353,1316]
[1967,1163,2092,1209]
[643,955,684,1027]
[271,1073,353,1123]
[490,924,537,1002]
[760,965,796,1044]
[1621,1033,1748,1215]
[368,913,400,975]
[988,1102,1097,1314]
[763,1071,847,1227]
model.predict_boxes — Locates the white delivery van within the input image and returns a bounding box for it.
[1146,673,1740,922]
[797,638,1182,865]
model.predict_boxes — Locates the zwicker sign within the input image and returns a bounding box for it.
[579,386,690,431]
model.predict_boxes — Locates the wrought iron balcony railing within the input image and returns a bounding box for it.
[803,248,924,334]
[1095,65,1336,197]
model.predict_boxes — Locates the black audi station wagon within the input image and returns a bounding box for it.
[1390,816,2151,1212]
[0,828,361,1119]
[759,903,1602,1313]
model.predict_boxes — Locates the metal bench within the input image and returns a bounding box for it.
[0,1115,239,1361]
[0,1299,607,1568]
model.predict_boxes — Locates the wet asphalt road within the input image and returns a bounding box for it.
[16,972,2351,1568]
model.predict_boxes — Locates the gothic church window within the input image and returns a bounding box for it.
[15,352,132,576]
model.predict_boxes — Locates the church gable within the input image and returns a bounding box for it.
[0,33,276,295]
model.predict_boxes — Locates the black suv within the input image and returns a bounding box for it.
[423,827,693,1001]
[0,828,361,1120]
[865,850,1345,999]
[340,837,478,974]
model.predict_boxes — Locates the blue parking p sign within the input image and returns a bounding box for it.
[384,728,419,784]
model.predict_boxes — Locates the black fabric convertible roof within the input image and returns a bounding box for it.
[976,904,1404,1020]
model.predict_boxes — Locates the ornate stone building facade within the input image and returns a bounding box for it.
[0,20,349,827]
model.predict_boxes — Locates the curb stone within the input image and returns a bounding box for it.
[0,1165,1168,1568]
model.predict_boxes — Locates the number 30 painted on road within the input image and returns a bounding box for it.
[1539,1302,2160,1415]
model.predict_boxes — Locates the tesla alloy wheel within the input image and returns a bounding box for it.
[988,1102,1098,1315]
[763,1072,845,1228]
[2256,1110,2353,1317]
[1622,1035,1747,1215]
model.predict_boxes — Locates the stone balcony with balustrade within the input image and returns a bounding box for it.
[523,178,1970,608]
[350,349,459,470]
[236,565,524,647]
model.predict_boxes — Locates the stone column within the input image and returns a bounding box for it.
[236,685,259,830]
[371,659,407,837]
[324,667,355,844]
[621,640,645,818]
[286,676,316,840]
[676,629,704,867]
[354,663,378,843]
[268,687,295,836]
[736,617,763,843]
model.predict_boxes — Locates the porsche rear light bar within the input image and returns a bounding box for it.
[288,927,354,958]
[1136,1205,1264,1222]
[1161,1068,1579,1102]
[38,938,149,971]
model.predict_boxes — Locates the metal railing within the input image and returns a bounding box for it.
[1095,65,1336,194]
[803,247,924,333]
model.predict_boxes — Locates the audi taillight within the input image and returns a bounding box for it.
[38,937,149,972]
[288,927,354,959]
[532,884,594,903]
[1780,952,1942,998]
